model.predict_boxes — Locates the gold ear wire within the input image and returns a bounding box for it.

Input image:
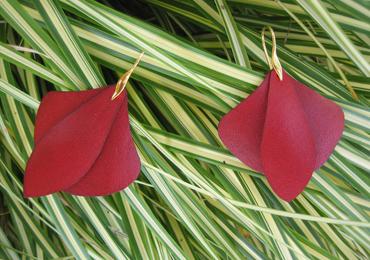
[111,52,144,100]
[261,26,283,80]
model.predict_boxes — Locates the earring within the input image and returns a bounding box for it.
[218,27,344,201]
[23,53,144,197]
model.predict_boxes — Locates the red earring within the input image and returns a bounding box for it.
[218,27,344,201]
[23,53,144,197]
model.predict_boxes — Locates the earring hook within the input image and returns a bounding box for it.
[261,26,283,80]
[111,52,144,100]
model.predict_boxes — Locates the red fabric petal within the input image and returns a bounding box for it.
[294,79,344,169]
[261,71,316,201]
[218,69,344,201]
[23,86,140,197]
[65,90,140,196]
[218,72,271,171]
[33,88,101,144]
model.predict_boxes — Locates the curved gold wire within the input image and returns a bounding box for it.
[261,26,283,80]
[111,52,144,100]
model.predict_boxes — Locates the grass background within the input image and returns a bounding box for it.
[0,0,369,259]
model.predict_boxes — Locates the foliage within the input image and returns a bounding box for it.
[0,0,369,259]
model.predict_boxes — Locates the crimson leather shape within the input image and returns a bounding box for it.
[24,86,141,197]
[218,70,344,201]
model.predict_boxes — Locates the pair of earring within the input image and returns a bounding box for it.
[24,27,344,201]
